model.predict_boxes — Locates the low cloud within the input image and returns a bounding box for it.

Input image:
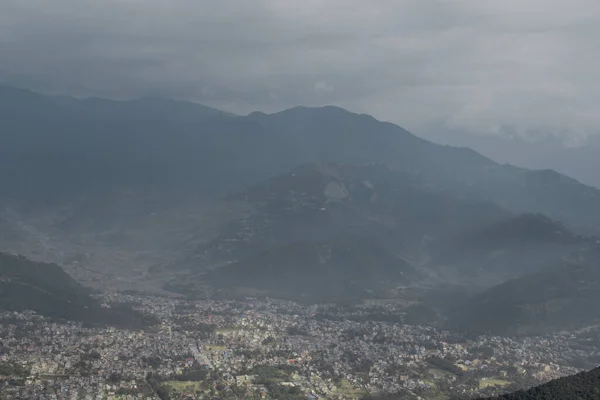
[1,0,599,139]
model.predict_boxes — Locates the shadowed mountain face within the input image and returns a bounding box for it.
[445,244,600,336]
[432,214,590,285]
[167,163,600,305]
[178,163,511,272]
[2,86,600,330]
[204,234,418,301]
[2,85,600,234]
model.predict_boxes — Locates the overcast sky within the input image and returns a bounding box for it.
[1,0,599,141]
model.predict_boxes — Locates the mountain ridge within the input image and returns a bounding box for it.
[2,85,600,302]
[3,84,600,233]
[445,251,600,335]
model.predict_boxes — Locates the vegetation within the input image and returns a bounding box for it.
[479,379,511,389]
[479,366,600,399]
[426,356,464,376]
[446,259,600,336]
[5,85,600,237]
[0,362,29,378]
[205,233,417,300]
[0,252,154,329]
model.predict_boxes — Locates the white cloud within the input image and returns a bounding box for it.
[314,81,335,94]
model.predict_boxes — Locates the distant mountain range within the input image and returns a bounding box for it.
[175,163,509,273]
[422,127,600,190]
[2,85,600,333]
[2,85,600,233]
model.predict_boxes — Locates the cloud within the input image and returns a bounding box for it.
[1,0,599,139]
[314,81,335,94]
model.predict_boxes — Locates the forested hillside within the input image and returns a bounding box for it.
[479,367,600,400]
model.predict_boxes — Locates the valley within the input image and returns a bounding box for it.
[2,86,600,398]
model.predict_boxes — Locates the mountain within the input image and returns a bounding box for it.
[0,85,232,206]
[3,85,600,292]
[432,214,590,285]
[175,163,511,273]
[0,252,151,328]
[203,234,418,301]
[160,162,560,299]
[445,244,600,335]
[479,366,600,400]
[167,164,599,302]
[3,85,600,331]
[2,85,600,234]
[421,127,600,191]
[0,85,229,123]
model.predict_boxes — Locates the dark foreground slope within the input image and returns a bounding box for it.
[479,366,600,400]
[0,252,151,328]
[362,367,600,399]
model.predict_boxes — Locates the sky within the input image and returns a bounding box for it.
[1,0,600,141]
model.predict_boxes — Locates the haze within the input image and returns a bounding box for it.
[2,0,600,141]
[3,2,600,399]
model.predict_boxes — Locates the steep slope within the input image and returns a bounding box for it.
[445,244,600,335]
[479,366,600,400]
[433,214,589,284]
[0,85,232,206]
[424,127,600,191]
[203,234,418,300]
[2,86,600,232]
[165,163,600,302]
[0,252,150,328]
[241,107,600,233]
[3,85,600,279]
[178,163,511,272]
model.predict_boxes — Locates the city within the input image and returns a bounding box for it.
[1,293,596,399]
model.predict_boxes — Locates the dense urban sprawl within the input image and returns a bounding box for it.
[1,294,598,399]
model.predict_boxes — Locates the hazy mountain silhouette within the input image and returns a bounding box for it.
[432,214,591,285]
[2,85,600,235]
[204,234,418,301]
[175,162,510,273]
[2,86,600,320]
[423,127,600,191]
[446,244,600,335]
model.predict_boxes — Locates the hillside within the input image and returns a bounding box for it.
[0,252,151,328]
[2,85,600,233]
[177,163,511,273]
[3,85,600,311]
[165,163,600,306]
[479,366,600,400]
[425,127,600,191]
[203,234,418,300]
[432,214,590,285]
[445,248,600,335]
